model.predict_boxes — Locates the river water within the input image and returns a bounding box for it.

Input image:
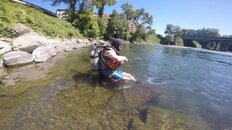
[0,45,232,130]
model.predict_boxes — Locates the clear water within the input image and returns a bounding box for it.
[1,45,232,130]
[121,45,232,130]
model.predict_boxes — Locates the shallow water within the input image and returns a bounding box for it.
[122,45,232,130]
[0,45,232,130]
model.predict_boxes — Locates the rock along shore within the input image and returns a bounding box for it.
[0,24,108,68]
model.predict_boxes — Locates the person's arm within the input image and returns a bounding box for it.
[105,50,128,63]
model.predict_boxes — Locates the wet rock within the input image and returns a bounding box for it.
[33,45,59,63]
[129,106,189,130]
[13,32,47,53]
[2,51,33,67]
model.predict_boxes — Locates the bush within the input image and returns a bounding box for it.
[174,36,184,46]
[0,23,18,38]
[146,32,160,44]
[193,40,202,48]
[105,10,129,40]
[72,11,100,38]
[163,35,174,45]
[97,17,108,39]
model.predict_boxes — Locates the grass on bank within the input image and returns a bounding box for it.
[0,0,80,38]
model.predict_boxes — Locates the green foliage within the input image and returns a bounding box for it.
[120,3,153,42]
[163,35,174,45]
[0,1,80,38]
[97,17,108,39]
[183,28,220,39]
[174,36,184,46]
[130,24,146,42]
[193,40,202,48]
[165,24,220,39]
[165,24,183,37]
[105,10,129,40]
[121,3,136,21]
[147,32,160,44]
[0,23,18,38]
[72,11,100,38]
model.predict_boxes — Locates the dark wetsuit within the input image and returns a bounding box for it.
[100,48,124,81]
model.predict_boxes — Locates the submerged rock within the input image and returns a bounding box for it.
[107,86,163,111]
[2,51,33,67]
[129,106,189,130]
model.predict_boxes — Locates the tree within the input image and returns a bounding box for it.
[146,30,160,44]
[105,10,129,40]
[120,3,154,42]
[174,36,184,46]
[79,0,95,12]
[72,11,100,38]
[98,16,108,38]
[163,35,174,45]
[165,24,183,37]
[121,3,136,21]
[95,0,116,17]
[165,24,175,35]
[130,24,146,42]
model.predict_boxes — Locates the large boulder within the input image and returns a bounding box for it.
[2,51,33,67]
[32,45,59,63]
[12,32,47,53]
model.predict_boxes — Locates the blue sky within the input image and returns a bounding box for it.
[24,0,232,35]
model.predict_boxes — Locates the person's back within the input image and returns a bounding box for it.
[100,39,136,82]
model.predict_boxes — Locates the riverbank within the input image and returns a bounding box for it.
[0,23,108,68]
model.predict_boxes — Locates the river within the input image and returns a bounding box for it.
[0,45,232,130]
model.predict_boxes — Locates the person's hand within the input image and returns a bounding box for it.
[123,56,128,62]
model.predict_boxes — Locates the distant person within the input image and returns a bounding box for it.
[99,39,136,82]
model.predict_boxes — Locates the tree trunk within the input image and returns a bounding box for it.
[98,5,105,17]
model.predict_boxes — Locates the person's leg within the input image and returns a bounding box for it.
[109,70,124,82]
[109,69,136,82]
